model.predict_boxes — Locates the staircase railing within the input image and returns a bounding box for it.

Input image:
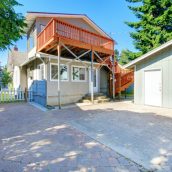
[121,71,134,87]
[114,70,134,93]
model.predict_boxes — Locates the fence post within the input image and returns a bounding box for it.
[25,88,27,102]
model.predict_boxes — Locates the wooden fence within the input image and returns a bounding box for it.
[0,89,33,103]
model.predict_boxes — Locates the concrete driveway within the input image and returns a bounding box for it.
[0,103,145,172]
[0,102,172,171]
[57,101,172,172]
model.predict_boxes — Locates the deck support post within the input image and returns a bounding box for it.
[91,50,94,103]
[112,55,115,100]
[57,44,61,109]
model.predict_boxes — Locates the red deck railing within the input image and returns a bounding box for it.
[37,18,114,52]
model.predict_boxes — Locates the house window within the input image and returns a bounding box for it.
[50,64,68,81]
[28,25,35,50]
[72,66,86,81]
[37,64,45,80]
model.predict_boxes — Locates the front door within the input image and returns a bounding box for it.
[144,69,162,106]
[89,68,98,93]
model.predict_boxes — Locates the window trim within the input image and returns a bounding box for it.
[50,63,69,82]
[37,63,45,80]
[71,65,87,82]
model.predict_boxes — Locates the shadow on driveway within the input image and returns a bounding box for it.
[0,103,146,172]
[50,102,172,172]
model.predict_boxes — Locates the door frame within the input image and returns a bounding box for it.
[89,68,99,93]
[144,68,162,107]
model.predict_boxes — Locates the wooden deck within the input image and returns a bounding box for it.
[37,18,114,56]
[36,18,133,96]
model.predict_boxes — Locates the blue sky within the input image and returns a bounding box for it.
[0,0,137,66]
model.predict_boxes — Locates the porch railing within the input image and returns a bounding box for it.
[0,89,33,103]
[37,19,114,52]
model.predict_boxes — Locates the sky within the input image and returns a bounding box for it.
[0,0,137,66]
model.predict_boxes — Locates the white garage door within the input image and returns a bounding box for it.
[144,70,162,106]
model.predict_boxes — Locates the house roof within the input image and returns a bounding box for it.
[124,40,172,69]
[7,50,27,72]
[25,11,112,39]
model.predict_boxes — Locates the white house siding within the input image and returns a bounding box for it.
[46,58,105,106]
[20,66,27,90]
[134,46,172,108]
[13,66,20,90]
[24,57,109,106]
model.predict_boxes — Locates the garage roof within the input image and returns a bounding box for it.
[124,40,172,69]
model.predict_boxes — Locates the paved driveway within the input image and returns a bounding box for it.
[0,103,145,172]
[57,101,172,172]
[0,102,172,172]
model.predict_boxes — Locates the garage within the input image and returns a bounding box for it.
[144,70,162,107]
[125,40,172,108]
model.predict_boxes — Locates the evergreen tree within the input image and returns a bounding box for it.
[0,0,26,51]
[126,0,172,56]
[114,49,120,61]
[119,49,141,65]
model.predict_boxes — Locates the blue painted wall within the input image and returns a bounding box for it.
[30,80,47,106]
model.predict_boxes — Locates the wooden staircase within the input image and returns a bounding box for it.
[105,59,134,95]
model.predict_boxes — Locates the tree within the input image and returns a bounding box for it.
[119,49,142,65]
[114,49,120,61]
[0,0,26,51]
[1,67,12,87]
[126,0,172,57]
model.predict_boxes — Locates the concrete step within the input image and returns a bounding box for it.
[84,95,107,100]
[80,98,111,104]
[97,98,111,103]
[79,92,111,104]
[86,92,104,97]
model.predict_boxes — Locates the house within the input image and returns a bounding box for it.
[7,46,27,90]
[9,11,133,107]
[125,40,172,108]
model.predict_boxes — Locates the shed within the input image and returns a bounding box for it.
[125,40,172,108]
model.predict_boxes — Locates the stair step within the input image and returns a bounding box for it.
[84,95,107,100]
[86,92,104,97]
[79,92,111,104]
[80,98,111,104]
[97,98,111,103]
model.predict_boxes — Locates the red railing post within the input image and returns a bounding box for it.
[53,19,55,36]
